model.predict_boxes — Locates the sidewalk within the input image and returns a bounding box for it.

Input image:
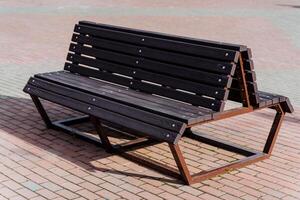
[0,97,299,200]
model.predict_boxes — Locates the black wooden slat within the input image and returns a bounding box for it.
[24,85,181,143]
[243,59,254,71]
[78,21,246,53]
[228,89,259,104]
[231,80,258,92]
[74,23,240,62]
[238,70,256,82]
[65,60,132,87]
[69,43,235,78]
[257,91,293,113]
[232,69,255,82]
[241,48,252,60]
[280,98,294,113]
[66,54,227,99]
[71,34,235,77]
[258,96,273,107]
[246,70,256,82]
[29,77,186,130]
[35,71,213,122]
[229,57,258,105]
[258,91,280,104]
[258,97,267,107]
[44,71,213,116]
[65,65,223,110]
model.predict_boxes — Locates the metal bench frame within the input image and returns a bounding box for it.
[28,53,286,185]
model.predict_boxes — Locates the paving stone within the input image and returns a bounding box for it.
[0,1,299,200]
[22,180,42,191]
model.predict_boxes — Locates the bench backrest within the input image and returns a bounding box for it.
[227,49,259,105]
[65,21,242,112]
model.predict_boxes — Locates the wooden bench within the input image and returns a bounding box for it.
[23,21,293,185]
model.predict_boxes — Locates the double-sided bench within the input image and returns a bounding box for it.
[23,21,293,185]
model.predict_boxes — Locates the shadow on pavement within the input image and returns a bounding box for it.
[0,95,180,184]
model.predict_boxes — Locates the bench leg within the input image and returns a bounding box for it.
[263,104,285,154]
[169,144,193,184]
[90,116,113,151]
[30,95,53,128]
[174,103,286,185]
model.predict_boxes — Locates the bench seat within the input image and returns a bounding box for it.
[258,91,293,113]
[25,70,217,143]
[33,71,214,124]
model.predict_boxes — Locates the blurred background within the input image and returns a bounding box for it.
[0,0,299,107]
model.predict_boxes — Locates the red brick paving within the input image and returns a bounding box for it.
[1,0,300,199]
[0,95,299,200]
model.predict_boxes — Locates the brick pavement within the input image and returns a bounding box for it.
[0,0,300,199]
[0,95,299,200]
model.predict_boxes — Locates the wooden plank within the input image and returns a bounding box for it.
[232,69,256,83]
[243,59,254,71]
[258,91,280,104]
[229,64,259,105]
[29,77,187,130]
[231,80,258,92]
[241,48,252,60]
[67,52,231,88]
[35,72,213,123]
[78,21,247,53]
[69,43,236,77]
[24,84,182,143]
[63,64,224,111]
[66,54,228,99]
[280,98,294,113]
[71,34,235,77]
[257,91,294,113]
[244,70,256,82]
[258,97,272,107]
[41,71,213,116]
[74,24,240,63]
[36,72,198,117]
[228,89,259,105]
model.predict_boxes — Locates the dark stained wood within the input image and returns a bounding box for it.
[74,23,240,63]
[78,21,247,53]
[29,77,187,130]
[231,80,258,92]
[68,43,234,86]
[280,98,293,113]
[228,70,259,105]
[56,71,212,115]
[70,34,236,76]
[37,71,213,116]
[25,84,184,143]
[28,95,53,128]
[40,69,224,111]
[34,72,213,124]
[65,22,241,111]
[65,53,228,99]
[257,91,293,113]
[91,116,113,151]
[243,59,254,71]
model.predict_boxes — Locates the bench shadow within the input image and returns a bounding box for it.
[0,95,180,185]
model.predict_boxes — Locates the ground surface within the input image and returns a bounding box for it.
[0,0,300,199]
